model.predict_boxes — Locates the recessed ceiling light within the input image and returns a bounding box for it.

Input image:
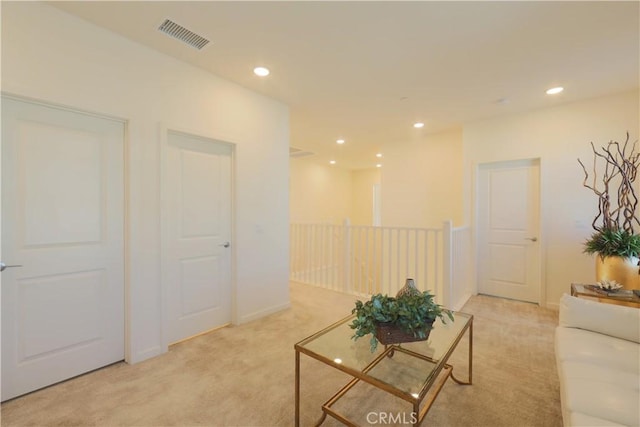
[336,139,345,144]
[253,66,270,77]
[376,164,382,168]
[329,160,336,165]
[546,87,563,95]
[413,122,425,128]
[376,153,383,158]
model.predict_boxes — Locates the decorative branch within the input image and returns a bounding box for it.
[578,132,640,234]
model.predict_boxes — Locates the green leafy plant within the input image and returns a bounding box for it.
[583,227,640,260]
[349,291,454,352]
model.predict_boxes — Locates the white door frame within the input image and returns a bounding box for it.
[473,158,546,306]
[159,125,236,351]
[0,92,132,370]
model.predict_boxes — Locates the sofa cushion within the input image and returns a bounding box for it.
[559,293,640,343]
[556,297,640,427]
[560,360,640,389]
[555,328,640,426]
[560,372,639,426]
[555,327,639,374]
[556,356,640,426]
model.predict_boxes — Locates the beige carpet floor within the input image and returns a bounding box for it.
[1,282,562,427]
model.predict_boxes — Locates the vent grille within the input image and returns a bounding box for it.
[158,19,210,50]
[290,147,314,158]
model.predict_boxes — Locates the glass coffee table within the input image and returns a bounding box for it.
[295,311,473,426]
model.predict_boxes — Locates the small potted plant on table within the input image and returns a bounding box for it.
[349,279,454,352]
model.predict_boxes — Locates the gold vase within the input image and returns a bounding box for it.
[595,256,640,290]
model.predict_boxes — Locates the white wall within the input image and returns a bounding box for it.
[381,129,464,228]
[289,158,352,224]
[289,159,381,225]
[463,90,640,308]
[1,2,290,363]
[351,168,381,226]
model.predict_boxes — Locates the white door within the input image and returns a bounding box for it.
[165,131,232,344]
[477,159,541,303]
[1,97,124,401]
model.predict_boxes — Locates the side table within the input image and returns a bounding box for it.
[570,283,640,308]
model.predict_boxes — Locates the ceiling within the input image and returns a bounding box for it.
[51,1,639,169]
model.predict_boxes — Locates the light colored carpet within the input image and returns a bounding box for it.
[1,282,562,427]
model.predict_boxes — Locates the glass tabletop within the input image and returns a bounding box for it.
[295,311,472,400]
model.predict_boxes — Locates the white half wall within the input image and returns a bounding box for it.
[463,90,640,308]
[1,2,290,363]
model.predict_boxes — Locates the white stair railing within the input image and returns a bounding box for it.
[290,220,472,308]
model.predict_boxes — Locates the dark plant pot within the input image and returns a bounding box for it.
[375,318,435,346]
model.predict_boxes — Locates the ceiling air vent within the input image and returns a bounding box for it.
[158,19,210,50]
[290,147,314,158]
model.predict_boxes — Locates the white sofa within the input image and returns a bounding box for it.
[555,294,640,426]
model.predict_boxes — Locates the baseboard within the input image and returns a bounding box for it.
[545,301,560,310]
[128,345,163,364]
[451,293,473,311]
[238,301,291,324]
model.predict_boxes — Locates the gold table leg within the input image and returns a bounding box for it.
[450,318,473,385]
[295,350,300,427]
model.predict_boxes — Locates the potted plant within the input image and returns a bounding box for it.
[578,132,640,289]
[349,290,454,352]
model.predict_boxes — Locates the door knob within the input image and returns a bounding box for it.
[219,242,230,248]
[525,237,538,242]
[0,262,23,272]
